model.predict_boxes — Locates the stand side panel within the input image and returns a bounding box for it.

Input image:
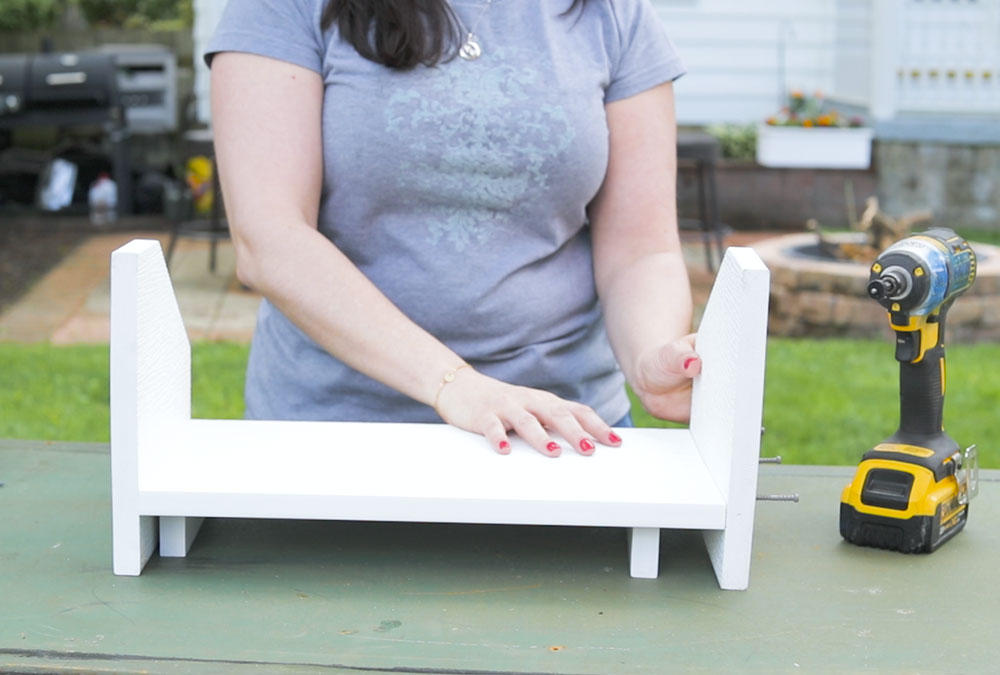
[131,240,192,437]
[690,247,770,589]
[110,239,192,575]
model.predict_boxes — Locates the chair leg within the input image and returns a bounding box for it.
[706,159,725,268]
[165,222,181,270]
[209,158,223,274]
[628,527,660,579]
[696,163,715,273]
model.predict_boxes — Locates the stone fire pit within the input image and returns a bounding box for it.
[753,232,1000,341]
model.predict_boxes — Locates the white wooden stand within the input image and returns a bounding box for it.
[110,240,769,588]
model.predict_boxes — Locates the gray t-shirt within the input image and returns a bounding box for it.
[207,0,685,423]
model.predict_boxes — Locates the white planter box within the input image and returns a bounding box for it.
[756,124,874,169]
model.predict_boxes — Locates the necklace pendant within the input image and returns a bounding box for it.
[459,34,482,60]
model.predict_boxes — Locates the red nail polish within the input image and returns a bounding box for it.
[499,440,511,453]
[683,356,698,370]
[546,442,561,452]
[608,432,622,444]
[580,439,595,452]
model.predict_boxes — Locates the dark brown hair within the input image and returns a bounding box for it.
[322,0,587,70]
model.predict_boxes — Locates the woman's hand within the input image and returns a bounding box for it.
[434,369,622,457]
[631,334,701,423]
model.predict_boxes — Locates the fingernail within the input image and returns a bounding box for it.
[546,442,561,453]
[683,356,698,370]
[580,439,595,453]
[608,432,622,444]
[499,440,511,454]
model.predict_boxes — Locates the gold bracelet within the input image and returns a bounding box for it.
[433,364,471,415]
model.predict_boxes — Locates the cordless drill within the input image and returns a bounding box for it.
[840,227,978,553]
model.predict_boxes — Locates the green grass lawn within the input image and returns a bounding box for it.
[1,339,997,466]
[631,339,999,466]
[0,342,248,442]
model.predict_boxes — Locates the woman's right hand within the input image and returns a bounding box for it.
[434,368,621,457]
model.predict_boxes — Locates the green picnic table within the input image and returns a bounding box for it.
[1,439,996,673]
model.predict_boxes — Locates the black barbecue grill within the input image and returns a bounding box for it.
[26,52,120,110]
[0,51,131,212]
[1,52,120,119]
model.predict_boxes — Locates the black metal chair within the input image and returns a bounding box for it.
[677,131,726,273]
[165,128,227,272]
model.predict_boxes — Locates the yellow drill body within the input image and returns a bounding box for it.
[840,228,977,553]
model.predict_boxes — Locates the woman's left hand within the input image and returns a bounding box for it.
[631,334,701,423]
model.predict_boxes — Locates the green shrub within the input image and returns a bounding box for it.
[0,0,61,32]
[75,0,134,26]
[706,124,758,161]
[76,0,191,28]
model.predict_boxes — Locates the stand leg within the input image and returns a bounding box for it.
[113,514,157,576]
[160,517,205,557]
[628,527,660,579]
[703,525,753,590]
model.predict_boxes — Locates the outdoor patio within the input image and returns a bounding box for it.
[0,217,783,347]
[1,222,999,672]
[2,0,998,670]
[0,228,257,344]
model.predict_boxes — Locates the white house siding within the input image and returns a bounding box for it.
[193,0,226,125]
[193,0,837,127]
[823,0,998,120]
[653,0,839,125]
[194,0,997,126]
[893,0,1000,115]
[832,0,872,107]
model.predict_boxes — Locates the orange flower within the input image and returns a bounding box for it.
[803,119,814,127]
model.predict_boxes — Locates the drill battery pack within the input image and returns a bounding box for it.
[840,443,978,553]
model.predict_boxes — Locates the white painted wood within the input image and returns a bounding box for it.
[137,422,723,529]
[159,517,205,557]
[690,248,770,591]
[110,239,191,574]
[109,240,769,588]
[628,528,661,579]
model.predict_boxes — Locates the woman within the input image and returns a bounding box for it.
[206,0,701,457]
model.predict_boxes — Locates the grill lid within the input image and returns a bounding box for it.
[0,54,30,115]
[26,52,119,110]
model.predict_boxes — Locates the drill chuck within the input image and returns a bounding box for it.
[867,266,912,302]
[867,228,976,317]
